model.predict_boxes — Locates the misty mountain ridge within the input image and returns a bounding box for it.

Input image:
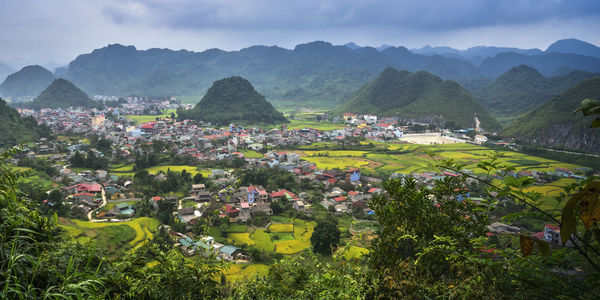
[24,78,97,110]
[0,65,54,100]
[474,65,598,121]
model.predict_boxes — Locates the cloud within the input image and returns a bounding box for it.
[100,0,600,30]
[0,0,599,67]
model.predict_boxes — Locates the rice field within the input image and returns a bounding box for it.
[268,223,294,233]
[59,217,160,257]
[223,263,269,282]
[124,109,177,124]
[227,233,256,246]
[303,156,370,170]
[224,219,316,254]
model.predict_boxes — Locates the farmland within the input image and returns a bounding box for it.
[59,217,160,258]
[124,109,177,124]
[110,163,213,178]
[223,219,316,254]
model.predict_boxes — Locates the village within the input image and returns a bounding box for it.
[12,99,593,262]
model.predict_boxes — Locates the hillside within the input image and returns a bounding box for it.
[27,78,96,110]
[0,98,50,147]
[474,65,596,121]
[0,65,54,100]
[59,40,600,107]
[337,68,500,130]
[503,76,600,152]
[177,76,287,125]
[546,38,600,59]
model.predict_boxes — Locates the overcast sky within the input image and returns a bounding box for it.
[1,0,599,69]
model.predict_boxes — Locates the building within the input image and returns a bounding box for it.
[191,184,206,193]
[247,185,268,203]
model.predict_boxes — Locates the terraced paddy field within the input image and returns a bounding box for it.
[224,219,316,254]
[223,263,269,282]
[59,217,160,258]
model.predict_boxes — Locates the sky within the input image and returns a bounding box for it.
[1,0,599,70]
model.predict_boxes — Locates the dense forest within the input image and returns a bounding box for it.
[177,76,287,125]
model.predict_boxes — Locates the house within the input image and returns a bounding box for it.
[239,202,251,221]
[225,204,239,218]
[191,183,206,193]
[347,169,361,182]
[107,202,135,217]
[195,191,212,202]
[247,185,268,203]
[178,207,198,223]
[544,224,561,245]
[73,193,95,202]
[293,200,305,211]
[218,245,242,261]
[269,189,299,202]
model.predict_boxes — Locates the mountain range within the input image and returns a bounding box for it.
[177,76,287,126]
[473,65,597,122]
[503,76,600,152]
[337,68,500,130]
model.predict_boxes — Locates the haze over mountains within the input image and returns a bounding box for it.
[2,38,598,108]
[0,65,54,100]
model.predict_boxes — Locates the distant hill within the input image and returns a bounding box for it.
[503,76,600,153]
[0,98,50,147]
[546,39,600,59]
[336,68,500,130]
[0,63,15,83]
[177,76,287,126]
[0,65,54,100]
[26,79,96,110]
[474,65,597,120]
[58,40,600,107]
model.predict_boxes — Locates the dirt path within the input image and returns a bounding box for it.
[87,188,108,222]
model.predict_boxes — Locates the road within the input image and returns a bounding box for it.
[87,187,108,222]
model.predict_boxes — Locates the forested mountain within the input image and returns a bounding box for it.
[546,38,600,59]
[0,63,15,83]
[503,76,600,152]
[474,65,597,120]
[0,65,54,100]
[411,45,543,65]
[177,76,287,125]
[59,40,600,106]
[25,78,96,110]
[0,98,50,147]
[336,68,500,130]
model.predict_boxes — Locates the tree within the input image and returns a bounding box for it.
[310,219,341,255]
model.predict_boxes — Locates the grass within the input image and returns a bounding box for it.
[251,229,275,251]
[223,224,248,233]
[182,199,197,208]
[268,223,294,233]
[286,119,346,131]
[124,109,177,124]
[227,233,255,246]
[274,239,310,254]
[146,165,200,176]
[240,149,263,158]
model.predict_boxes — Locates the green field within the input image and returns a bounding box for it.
[286,119,346,131]
[59,217,160,258]
[223,263,269,282]
[240,149,264,158]
[223,219,316,254]
[110,164,203,178]
[124,109,177,124]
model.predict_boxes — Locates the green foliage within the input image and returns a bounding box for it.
[337,67,501,129]
[69,150,109,170]
[235,167,298,193]
[575,98,600,127]
[310,219,341,255]
[178,76,288,125]
[26,78,98,110]
[0,98,51,147]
